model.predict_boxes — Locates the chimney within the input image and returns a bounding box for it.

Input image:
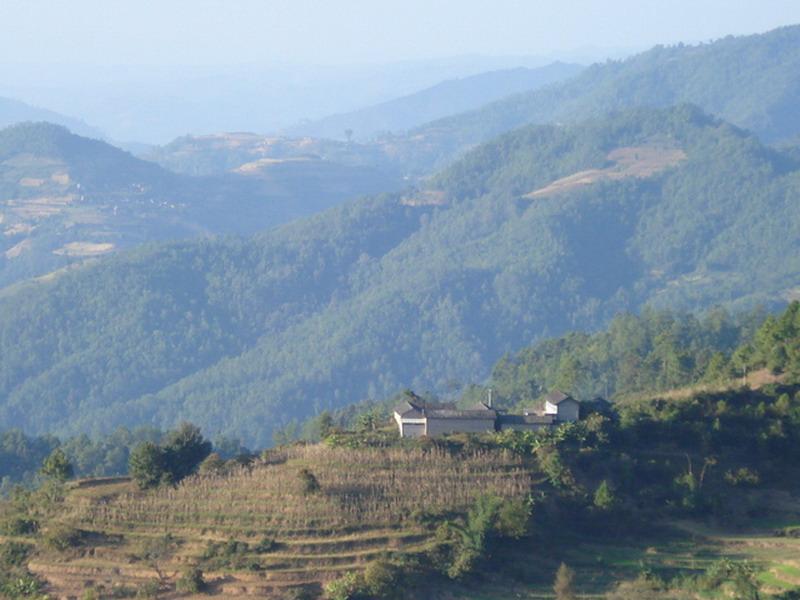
[487,388,493,408]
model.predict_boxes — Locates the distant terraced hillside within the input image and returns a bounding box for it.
[0,123,400,287]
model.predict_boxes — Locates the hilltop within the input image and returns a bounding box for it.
[0,122,400,287]
[0,106,798,444]
[0,97,104,139]
[284,62,583,141]
[402,25,800,169]
[6,371,800,598]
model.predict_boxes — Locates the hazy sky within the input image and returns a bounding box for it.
[2,0,800,66]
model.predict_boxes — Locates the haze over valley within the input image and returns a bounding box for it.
[3,2,800,599]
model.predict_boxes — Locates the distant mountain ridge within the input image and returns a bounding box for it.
[284,62,583,141]
[0,96,104,139]
[150,26,800,180]
[1,106,798,445]
[399,25,800,169]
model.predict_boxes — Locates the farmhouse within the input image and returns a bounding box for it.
[394,390,582,438]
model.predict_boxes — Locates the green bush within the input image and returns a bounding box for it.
[324,572,364,600]
[176,567,205,594]
[363,560,401,598]
[0,541,31,568]
[43,526,84,551]
[201,539,261,571]
[0,517,38,536]
[0,573,44,598]
[135,579,161,599]
[253,537,277,553]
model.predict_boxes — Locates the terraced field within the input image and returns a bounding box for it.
[28,445,532,598]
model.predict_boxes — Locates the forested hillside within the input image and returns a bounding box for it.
[0,106,798,445]
[0,122,400,286]
[404,25,800,170]
[284,62,583,141]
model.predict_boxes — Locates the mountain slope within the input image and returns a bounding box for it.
[1,106,799,445]
[0,96,104,139]
[400,25,800,170]
[0,122,401,287]
[284,62,583,141]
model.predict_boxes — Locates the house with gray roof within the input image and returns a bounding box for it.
[394,390,581,437]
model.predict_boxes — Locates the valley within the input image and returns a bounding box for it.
[2,11,800,600]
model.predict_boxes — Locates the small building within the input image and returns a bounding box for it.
[542,391,581,423]
[394,399,497,438]
[394,390,581,438]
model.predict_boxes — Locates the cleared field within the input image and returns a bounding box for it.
[526,145,686,198]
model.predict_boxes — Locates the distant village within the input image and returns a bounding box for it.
[393,390,611,438]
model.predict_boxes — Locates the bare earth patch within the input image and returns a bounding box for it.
[51,172,71,185]
[53,242,115,257]
[234,156,314,174]
[4,238,32,258]
[400,190,448,206]
[525,145,687,198]
[3,223,34,236]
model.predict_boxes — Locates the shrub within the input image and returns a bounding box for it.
[135,579,161,599]
[0,517,38,536]
[198,452,226,475]
[324,572,364,600]
[496,497,532,538]
[724,467,760,487]
[0,573,43,598]
[363,560,401,598]
[201,539,261,571]
[43,526,83,551]
[253,537,277,553]
[0,541,31,568]
[298,468,320,495]
[593,480,617,511]
[554,563,577,600]
[176,567,205,594]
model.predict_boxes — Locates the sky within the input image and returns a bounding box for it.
[1,0,800,67]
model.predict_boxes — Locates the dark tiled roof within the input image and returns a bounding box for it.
[544,390,576,405]
[499,414,555,425]
[426,409,497,420]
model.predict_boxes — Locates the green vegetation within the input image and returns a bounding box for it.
[1,106,799,446]
[128,423,211,489]
[0,122,400,288]
[411,24,800,170]
[1,425,247,494]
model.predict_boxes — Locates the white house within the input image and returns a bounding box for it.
[394,390,582,438]
[541,390,581,422]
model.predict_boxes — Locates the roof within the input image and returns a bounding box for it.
[394,400,424,418]
[426,408,497,420]
[470,401,494,411]
[499,414,555,425]
[544,390,577,405]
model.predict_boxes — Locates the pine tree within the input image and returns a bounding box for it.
[554,563,577,600]
[40,448,74,482]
